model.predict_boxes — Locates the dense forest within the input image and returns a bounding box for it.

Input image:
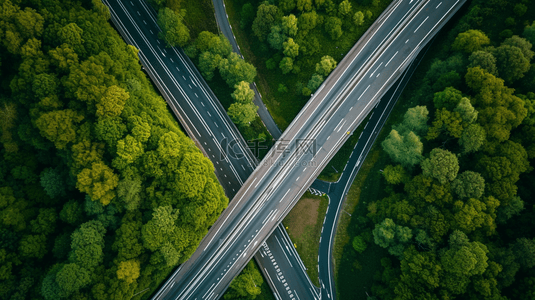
[344,0,535,299]
[0,0,229,299]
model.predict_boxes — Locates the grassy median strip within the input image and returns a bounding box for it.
[282,192,329,287]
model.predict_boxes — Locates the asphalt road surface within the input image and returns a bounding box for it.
[316,40,433,300]
[165,0,467,299]
[104,0,258,201]
[103,0,318,299]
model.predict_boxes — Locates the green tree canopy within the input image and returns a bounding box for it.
[35,109,84,149]
[454,97,478,123]
[219,52,257,87]
[468,50,498,76]
[382,164,408,185]
[307,73,323,92]
[451,171,485,199]
[40,168,66,199]
[325,16,343,40]
[252,3,279,41]
[298,11,318,33]
[282,37,299,58]
[157,7,190,47]
[353,11,365,26]
[382,130,423,167]
[267,25,286,50]
[394,105,429,136]
[421,148,459,184]
[523,21,535,45]
[281,14,298,36]
[228,102,258,128]
[231,81,255,104]
[76,162,119,205]
[224,262,263,299]
[279,56,293,74]
[433,86,463,111]
[459,123,486,153]
[452,29,490,53]
[315,55,337,76]
[116,259,140,284]
[198,51,222,81]
[195,31,232,58]
[492,44,531,83]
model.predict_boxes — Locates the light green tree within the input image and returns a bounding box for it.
[231,81,255,104]
[454,97,478,123]
[224,262,263,299]
[452,29,490,53]
[219,52,257,87]
[353,11,364,26]
[381,130,423,167]
[338,0,352,17]
[283,38,299,58]
[228,102,258,127]
[76,162,119,205]
[459,123,486,153]
[315,55,337,76]
[35,109,84,149]
[382,164,408,185]
[116,259,140,284]
[281,14,298,36]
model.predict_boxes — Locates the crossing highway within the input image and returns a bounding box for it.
[103,0,319,299]
[165,0,467,298]
[316,41,432,299]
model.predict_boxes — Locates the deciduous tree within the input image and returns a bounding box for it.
[228,102,258,128]
[382,130,423,167]
[219,52,257,87]
[421,148,459,184]
[76,162,119,205]
[353,11,364,26]
[325,16,343,40]
[35,109,84,149]
[157,8,189,47]
[231,81,255,104]
[281,14,298,36]
[315,55,337,76]
[116,259,140,284]
[282,38,299,58]
[452,171,485,199]
[452,29,490,53]
[252,3,279,41]
[279,56,293,74]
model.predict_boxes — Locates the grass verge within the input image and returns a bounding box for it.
[282,192,329,287]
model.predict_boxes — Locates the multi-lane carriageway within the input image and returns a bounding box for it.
[163,0,467,299]
[103,0,319,299]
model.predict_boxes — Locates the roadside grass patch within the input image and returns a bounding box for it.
[283,192,329,287]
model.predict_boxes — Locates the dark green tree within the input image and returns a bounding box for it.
[157,8,189,47]
[252,3,279,41]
